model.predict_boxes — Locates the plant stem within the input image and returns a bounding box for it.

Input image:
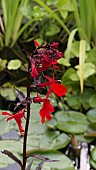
[22,62,30,170]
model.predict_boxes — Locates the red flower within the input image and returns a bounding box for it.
[30,40,63,78]
[38,75,67,98]
[2,110,25,135]
[33,93,54,124]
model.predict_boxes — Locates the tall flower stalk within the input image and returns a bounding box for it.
[1,40,67,170]
[22,62,31,170]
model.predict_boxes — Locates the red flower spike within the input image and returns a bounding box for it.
[34,40,40,47]
[2,110,25,135]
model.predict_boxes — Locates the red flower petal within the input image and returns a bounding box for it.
[33,93,44,103]
[2,110,25,135]
[34,40,40,47]
[2,112,12,116]
[50,42,59,48]
[31,62,38,78]
[52,84,67,97]
[37,61,51,72]
[39,100,54,124]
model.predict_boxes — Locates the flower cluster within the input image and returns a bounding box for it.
[30,40,62,78]
[2,40,67,135]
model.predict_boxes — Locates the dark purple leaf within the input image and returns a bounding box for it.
[14,87,32,110]
[27,154,59,162]
[35,161,44,170]
[14,87,26,102]
[26,161,33,170]
[1,150,22,167]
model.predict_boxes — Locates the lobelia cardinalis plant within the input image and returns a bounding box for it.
[1,40,67,170]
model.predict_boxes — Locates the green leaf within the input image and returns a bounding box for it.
[0,119,14,135]
[55,111,88,124]
[76,62,95,79]
[39,131,69,151]
[59,10,68,19]
[89,95,96,108]
[80,88,95,110]
[57,0,74,11]
[87,47,96,64]
[28,121,48,135]
[0,58,7,71]
[91,147,96,162]
[64,28,78,60]
[90,158,96,169]
[76,134,95,143]
[46,0,58,6]
[55,111,88,134]
[70,41,80,57]
[22,5,47,20]
[66,94,81,110]
[0,139,22,167]
[0,152,19,167]
[45,24,60,36]
[46,118,57,129]
[0,140,22,153]
[57,58,70,66]
[62,68,80,91]
[28,151,75,170]
[87,109,96,123]
[27,130,69,151]
[56,122,88,134]
[7,59,21,70]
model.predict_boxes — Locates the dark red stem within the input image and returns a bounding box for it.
[22,62,30,170]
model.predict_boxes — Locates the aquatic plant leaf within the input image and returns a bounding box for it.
[7,59,21,70]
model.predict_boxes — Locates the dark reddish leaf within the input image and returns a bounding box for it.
[1,150,22,167]
[26,161,33,170]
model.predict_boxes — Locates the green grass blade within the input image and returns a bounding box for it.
[1,0,7,27]
[79,40,86,92]
[12,0,29,41]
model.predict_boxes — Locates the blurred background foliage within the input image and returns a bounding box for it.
[1,0,96,169]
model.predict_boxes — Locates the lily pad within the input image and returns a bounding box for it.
[46,118,57,129]
[0,140,22,153]
[7,59,21,70]
[76,134,95,143]
[89,95,96,108]
[0,139,22,168]
[55,111,88,124]
[90,158,96,169]
[27,151,75,170]
[0,116,14,136]
[87,109,96,123]
[26,130,69,152]
[56,122,88,134]
[55,111,88,134]
[91,147,96,162]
